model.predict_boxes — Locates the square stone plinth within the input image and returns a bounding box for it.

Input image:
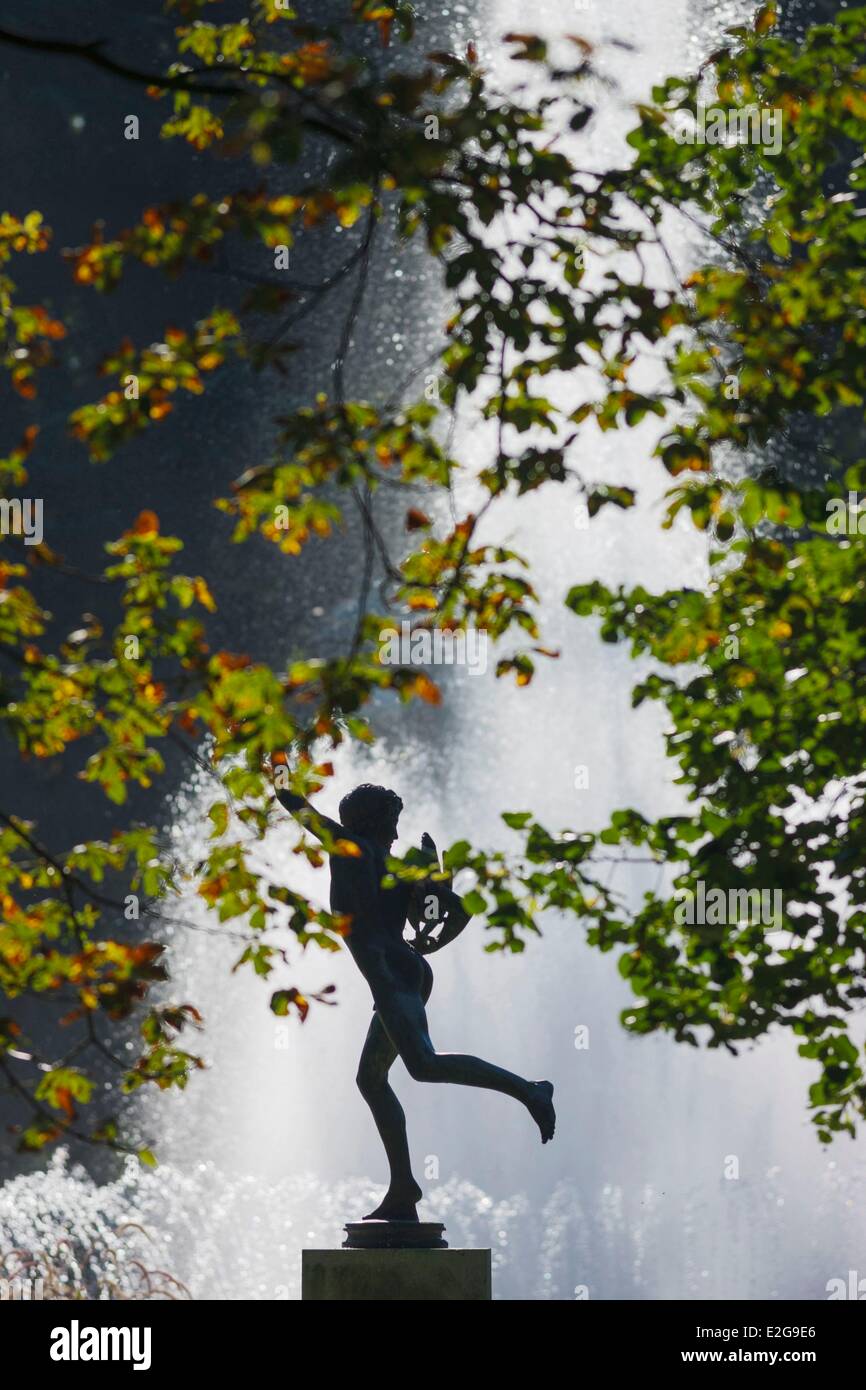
[302,1248,492,1301]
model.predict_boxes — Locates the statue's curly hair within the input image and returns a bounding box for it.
[338,783,403,837]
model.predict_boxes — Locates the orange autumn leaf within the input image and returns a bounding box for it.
[296,41,332,82]
[193,577,216,611]
[129,510,160,537]
[55,1087,75,1120]
[12,371,36,399]
[32,307,66,340]
[129,943,164,966]
[141,681,167,704]
[214,651,251,671]
[414,673,442,705]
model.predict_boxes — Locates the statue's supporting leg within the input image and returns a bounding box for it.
[356,1012,423,1220]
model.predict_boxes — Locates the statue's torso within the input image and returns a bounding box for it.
[329,835,429,1001]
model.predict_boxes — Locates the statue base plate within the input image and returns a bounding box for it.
[343,1220,447,1250]
[302,1246,491,1300]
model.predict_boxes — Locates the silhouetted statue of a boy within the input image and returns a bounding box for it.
[272,767,556,1223]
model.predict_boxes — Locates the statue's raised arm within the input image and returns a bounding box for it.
[267,753,349,848]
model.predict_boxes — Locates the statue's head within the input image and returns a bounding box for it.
[339,783,403,848]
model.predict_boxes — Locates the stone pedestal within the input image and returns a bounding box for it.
[301,1247,492,1301]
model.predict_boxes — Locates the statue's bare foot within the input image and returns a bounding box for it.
[527,1080,556,1143]
[364,1182,422,1222]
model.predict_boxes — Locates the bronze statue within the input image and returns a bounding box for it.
[272,770,556,1223]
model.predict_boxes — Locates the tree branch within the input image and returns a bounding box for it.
[0,26,356,146]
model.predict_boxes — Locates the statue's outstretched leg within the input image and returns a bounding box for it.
[356,1011,423,1221]
[376,985,556,1144]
